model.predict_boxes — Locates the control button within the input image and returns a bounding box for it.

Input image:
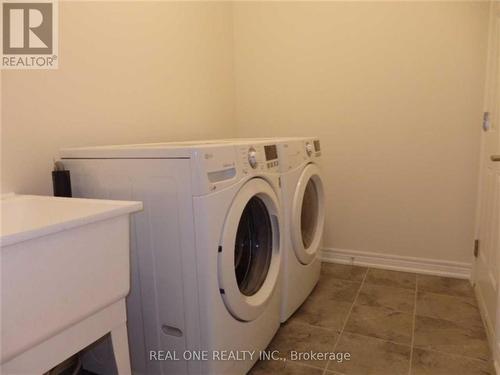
[305,142,314,156]
[248,147,258,169]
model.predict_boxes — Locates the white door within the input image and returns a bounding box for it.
[474,1,500,368]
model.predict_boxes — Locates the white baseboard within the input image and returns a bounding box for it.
[320,247,471,279]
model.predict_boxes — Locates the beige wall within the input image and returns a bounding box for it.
[233,1,489,263]
[1,1,235,195]
[1,1,490,265]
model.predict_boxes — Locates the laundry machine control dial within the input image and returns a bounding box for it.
[248,147,258,169]
[305,142,314,156]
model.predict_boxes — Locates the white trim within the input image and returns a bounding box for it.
[475,283,500,374]
[320,247,471,279]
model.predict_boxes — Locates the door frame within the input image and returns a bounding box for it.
[473,1,500,372]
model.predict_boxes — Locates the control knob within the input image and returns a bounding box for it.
[305,142,314,156]
[248,147,258,169]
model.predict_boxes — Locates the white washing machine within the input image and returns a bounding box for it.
[277,137,325,322]
[60,140,283,375]
[201,137,326,322]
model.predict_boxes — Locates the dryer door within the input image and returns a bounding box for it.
[291,163,325,265]
[218,178,281,322]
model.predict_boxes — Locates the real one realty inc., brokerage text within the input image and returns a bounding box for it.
[149,350,351,363]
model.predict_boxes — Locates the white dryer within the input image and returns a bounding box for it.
[60,140,283,375]
[277,137,325,322]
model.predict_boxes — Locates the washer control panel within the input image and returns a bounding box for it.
[239,144,279,174]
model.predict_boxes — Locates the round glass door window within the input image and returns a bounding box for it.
[234,196,273,296]
[291,163,325,265]
[301,179,319,248]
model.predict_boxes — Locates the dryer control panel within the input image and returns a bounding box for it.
[278,142,304,172]
[278,137,322,172]
[305,139,321,157]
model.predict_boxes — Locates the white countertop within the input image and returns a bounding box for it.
[1,194,143,247]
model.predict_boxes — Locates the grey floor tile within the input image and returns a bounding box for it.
[310,277,361,304]
[291,297,352,332]
[321,263,368,282]
[250,358,324,375]
[417,274,474,299]
[411,348,494,375]
[414,315,491,361]
[365,268,416,290]
[416,291,483,328]
[328,332,411,375]
[277,268,492,375]
[344,304,413,345]
[357,283,415,313]
[267,320,338,369]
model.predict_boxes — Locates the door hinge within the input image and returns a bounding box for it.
[474,239,480,258]
[482,112,490,132]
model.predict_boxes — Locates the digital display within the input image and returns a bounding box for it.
[314,140,321,152]
[264,145,278,161]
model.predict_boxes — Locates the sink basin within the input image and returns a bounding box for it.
[1,194,142,367]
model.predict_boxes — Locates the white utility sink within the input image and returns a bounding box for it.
[1,194,142,374]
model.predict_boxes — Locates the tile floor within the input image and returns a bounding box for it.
[250,263,495,375]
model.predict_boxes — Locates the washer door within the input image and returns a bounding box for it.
[218,178,281,322]
[291,163,325,265]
